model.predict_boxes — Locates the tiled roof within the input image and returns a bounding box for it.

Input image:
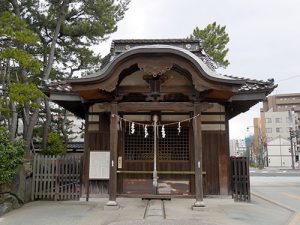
[44,80,72,93]
[224,75,276,93]
[43,39,276,96]
[44,76,276,95]
[106,38,216,70]
[112,39,201,44]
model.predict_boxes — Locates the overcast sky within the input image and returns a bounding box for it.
[95,0,300,139]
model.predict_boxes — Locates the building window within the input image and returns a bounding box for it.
[265,118,272,123]
[266,128,272,133]
[275,118,282,123]
[276,127,282,133]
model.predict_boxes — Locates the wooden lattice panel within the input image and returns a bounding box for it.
[124,125,189,161]
[159,126,189,160]
[124,126,154,160]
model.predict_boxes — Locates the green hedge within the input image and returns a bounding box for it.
[0,126,24,185]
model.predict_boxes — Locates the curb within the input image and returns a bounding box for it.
[251,192,300,225]
[251,191,295,212]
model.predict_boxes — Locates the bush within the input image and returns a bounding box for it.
[44,131,66,156]
[0,126,24,185]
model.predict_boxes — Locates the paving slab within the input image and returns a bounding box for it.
[0,196,292,225]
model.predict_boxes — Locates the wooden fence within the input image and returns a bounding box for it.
[31,155,82,201]
[231,156,251,202]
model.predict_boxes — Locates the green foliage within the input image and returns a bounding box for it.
[60,0,130,43]
[0,11,39,44]
[43,131,66,156]
[0,48,41,73]
[0,126,24,185]
[0,97,10,116]
[0,1,10,13]
[9,82,44,108]
[0,11,42,74]
[190,22,230,68]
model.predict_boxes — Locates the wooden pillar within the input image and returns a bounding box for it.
[107,103,118,206]
[219,109,230,195]
[193,103,205,208]
[83,106,90,201]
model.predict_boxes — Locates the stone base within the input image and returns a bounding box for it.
[104,200,119,210]
[192,206,205,211]
[104,205,119,210]
[192,201,205,210]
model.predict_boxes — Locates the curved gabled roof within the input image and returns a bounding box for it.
[67,45,245,86]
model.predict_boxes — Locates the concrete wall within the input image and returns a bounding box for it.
[267,137,292,167]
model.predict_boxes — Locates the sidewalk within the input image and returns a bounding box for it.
[0,196,292,225]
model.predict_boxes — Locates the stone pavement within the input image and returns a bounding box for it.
[0,196,292,225]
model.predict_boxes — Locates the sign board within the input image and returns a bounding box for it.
[89,151,110,179]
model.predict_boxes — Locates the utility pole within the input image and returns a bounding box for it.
[288,109,296,169]
[289,128,295,169]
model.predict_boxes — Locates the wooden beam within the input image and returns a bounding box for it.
[107,103,118,206]
[230,92,266,101]
[50,93,81,101]
[90,102,215,113]
[193,103,205,208]
[118,102,193,112]
[90,103,112,113]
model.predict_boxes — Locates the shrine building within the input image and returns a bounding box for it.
[43,39,276,208]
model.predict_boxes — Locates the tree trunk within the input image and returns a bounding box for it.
[43,0,69,80]
[42,98,51,150]
[62,109,68,143]
[22,106,29,138]
[9,101,18,141]
[5,59,18,140]
[11,0,21,16]
[24,98,41,156]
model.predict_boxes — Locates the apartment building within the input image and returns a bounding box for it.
[257,93,300,167]
[262,93,300,116]
[261,93,300,141]
[263,109,292,142]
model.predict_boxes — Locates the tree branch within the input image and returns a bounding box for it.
[43,0,69,80]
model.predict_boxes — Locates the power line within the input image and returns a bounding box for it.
[277,75,300,82]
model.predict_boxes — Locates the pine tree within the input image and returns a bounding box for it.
[4,0,130,153]
[190,22,230,68]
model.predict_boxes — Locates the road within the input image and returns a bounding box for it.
[250,168,300,177]
[251,169,300,225]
